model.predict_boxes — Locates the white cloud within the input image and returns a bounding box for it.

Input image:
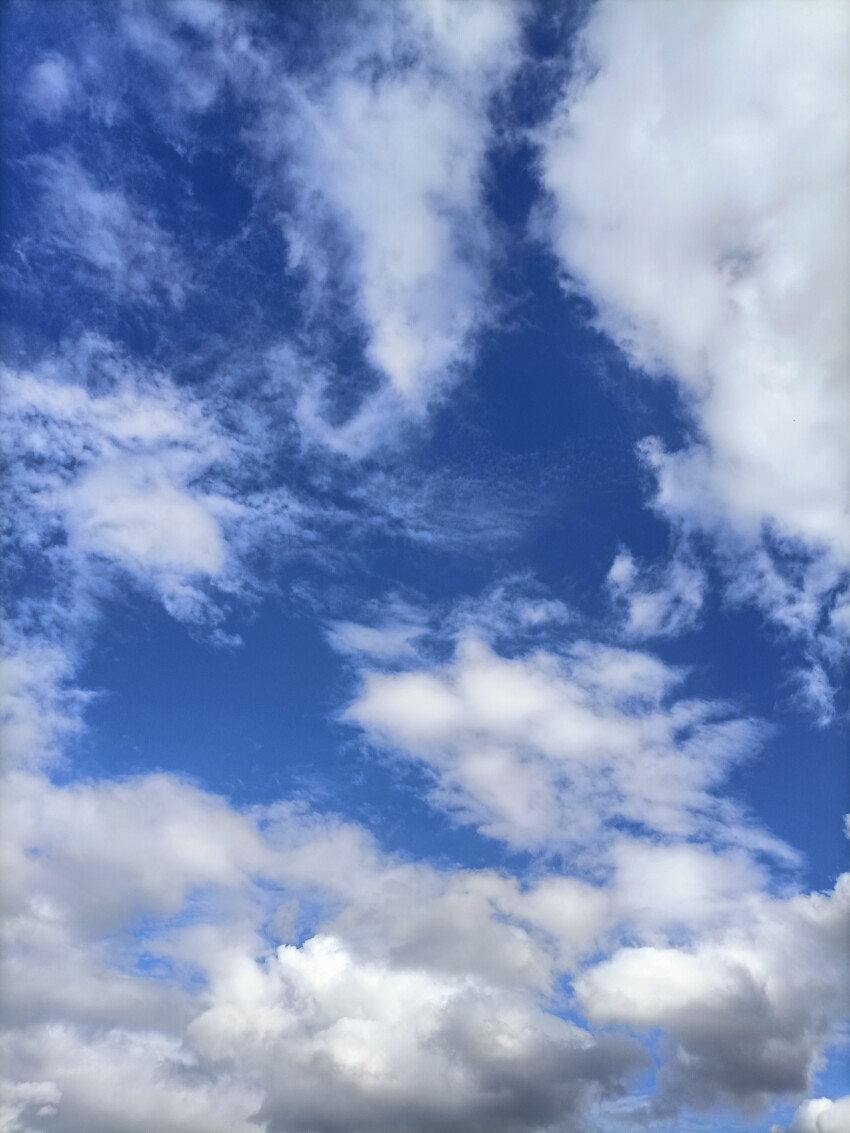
[118,0,267,117]
[19,2,526,459]
[1,672,846,1130]
[576,874,850,1111]
[0,763,654,1133]
[538,0,850,688]
[778,1096,850,1133]
[0,1026,261,1133]
[23,55,77,119]
[326,619,426,661]
[61,457,226,578]
[261,0,526,453]
[346,631,768,852]
[6,5,850,1126]
[607,544,704,638]
[0,638,89,772]
[35,153,188,306]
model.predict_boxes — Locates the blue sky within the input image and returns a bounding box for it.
[1,2,848,1131]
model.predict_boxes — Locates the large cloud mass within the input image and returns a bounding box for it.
[538,0,850,705]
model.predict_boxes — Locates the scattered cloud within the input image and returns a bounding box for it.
[0,338,238,630]
[607,543,705,638]
[3,2,848,1127]
[326,620,426,662]
[1,667,845,1132]
[35,153,189,306]
[1,584,846,1130]
[538,0,850,705]
[346,627,770,854]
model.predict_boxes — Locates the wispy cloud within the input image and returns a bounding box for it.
[255,0,527,452]
[22,54,77,120]
[34,153,189,306]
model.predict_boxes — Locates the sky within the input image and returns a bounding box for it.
[1,1,849,1131]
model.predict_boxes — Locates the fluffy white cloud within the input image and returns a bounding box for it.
[778,1096,850,1133]
[1,647,846,1130]
[62,458,226,578]
[262,0,526,452]
[538,0,850,683]
[576,875,850,1111]
[0,1026,262,1133]
[3,754,846,1131]
[0,339,248,627]
[607,544,705,638]
[347,631,767,852]
[0,757,655,1133]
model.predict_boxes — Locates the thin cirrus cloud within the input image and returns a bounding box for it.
[34,153,189,307]
[537,0,850,707]
[22,54,77,119]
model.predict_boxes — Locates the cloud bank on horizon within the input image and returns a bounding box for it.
[1,2,848,1132]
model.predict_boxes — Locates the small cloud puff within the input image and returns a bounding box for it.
[23,54,77,119]
[607,544,705,638]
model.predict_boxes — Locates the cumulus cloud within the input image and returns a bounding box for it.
[577,875,850,1113]
[1,619,846,1131]
[538,0,850,693]
[2,726,846,1131]
[777,1096,850,1133]
[0,337,264,631]
[0,758,654,1133]
[5,3,850,1127]
[346,628,775,854]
